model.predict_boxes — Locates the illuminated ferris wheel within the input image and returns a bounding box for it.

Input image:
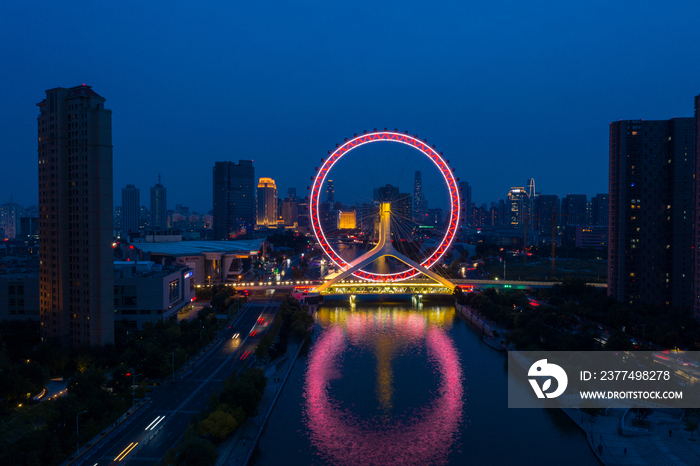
[309,130,461,283]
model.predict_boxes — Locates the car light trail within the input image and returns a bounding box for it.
[250,329,258,337]
[114,442,138,461]
[144,415,165,431]
[240,351,251,360]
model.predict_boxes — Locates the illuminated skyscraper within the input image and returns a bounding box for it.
[150,176,167,230]
[507,187,525,227]
[337,211,356,229]
[37,85,114,345]
[257,177,278,226]
[609,118,694,308]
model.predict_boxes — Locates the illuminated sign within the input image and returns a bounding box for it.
[184,271,193,279]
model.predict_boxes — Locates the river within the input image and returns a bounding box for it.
[252,300,598,465]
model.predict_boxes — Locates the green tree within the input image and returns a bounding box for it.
[170,437,218,466]
[199,408,239,441]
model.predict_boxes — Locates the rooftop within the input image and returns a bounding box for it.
[131,239,264,256]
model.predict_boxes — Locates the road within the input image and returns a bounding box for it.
[79,291,282,466]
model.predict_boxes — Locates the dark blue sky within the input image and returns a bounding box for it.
[2,1,699,213]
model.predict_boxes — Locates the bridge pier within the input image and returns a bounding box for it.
[411,294,423,309]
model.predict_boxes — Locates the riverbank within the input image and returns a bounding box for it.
[455,300,700,465]
[215,340,305,466]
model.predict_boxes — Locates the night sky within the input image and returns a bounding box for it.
[2,1,699,213]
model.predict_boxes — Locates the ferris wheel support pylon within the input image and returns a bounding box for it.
[314,203,455,293]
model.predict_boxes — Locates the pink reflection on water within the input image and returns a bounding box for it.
[304,312,464,466]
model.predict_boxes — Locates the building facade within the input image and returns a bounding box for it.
[150,177,167,230]
[694,96,700,320]
[591,193,609,227]
[213,161,256,240]
[337,211,356,229]
[113,261,194,329]
[0,202,23,239]
[561,194,588,226]
[507,187,525,227]
[37,85,114,345]
[256,177,278,226]
[608,118,694,308]
[326,179,335,204]
[122,184,140,238]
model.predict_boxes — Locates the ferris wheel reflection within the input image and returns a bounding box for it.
[304,308,464,466]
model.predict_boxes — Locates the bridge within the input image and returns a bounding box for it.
[213,279,605,295]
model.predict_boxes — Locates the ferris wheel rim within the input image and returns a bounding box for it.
[309,130,460,282]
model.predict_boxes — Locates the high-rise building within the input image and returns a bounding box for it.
[287,188,297,200]
[414,171,427,222]
[121,184,140,237]
[326,179,335,204]
[37,85,114,345]
[694,95,700,320]
[525,179,536,231]
[609,118,694,308]
[458,181,471,227]
[213,160,256,239]
[374,185,411,224]
[337,211,357,229]
[281,198,299,226]
[257,178,278,226]
[150,176,167,230]
[0,201,23,239]
[535,195,559,235]
[507,187,525,227]
[591,193,609,227]
[561,194,588,226]
[20,217,39,242]
[139,205,150,230]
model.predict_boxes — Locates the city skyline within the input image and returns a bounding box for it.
[4,3,700,212]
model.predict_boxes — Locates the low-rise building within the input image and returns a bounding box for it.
[114,261,195,329]
[575,226,607,250]
[0,273,40,320]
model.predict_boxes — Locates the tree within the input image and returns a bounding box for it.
[685,419,699,438]
[170,437,218,466]
[199,408,239,441]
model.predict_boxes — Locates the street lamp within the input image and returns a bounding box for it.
[76,410,88,456]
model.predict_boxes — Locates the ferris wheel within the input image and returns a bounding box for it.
[309,130,461,282]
